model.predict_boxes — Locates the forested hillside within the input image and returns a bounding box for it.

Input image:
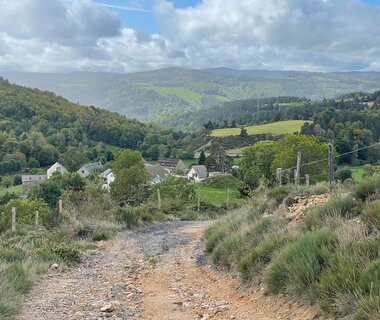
[2,68,380,121]
[0,78,185,175]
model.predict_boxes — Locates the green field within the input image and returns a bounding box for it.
[350,166,363,183]
[0,184,22,196]
[194,184,242,205]
[211,120,307,137]
[144,86,202,102]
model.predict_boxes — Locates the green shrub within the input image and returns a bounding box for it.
[355,175,380,201]
[266,186,291,205]
[0,249,25,262]
[354,295,380,320]
[316,238,380,316]
[4,262,35,294]
[303,195,355,230]
[362,200,380,231]
[51,245,81,265]
[115,208,140,228]
[211,235,244,268]
[76,225,93,239]
[240,233,292,282]
[358,259,380,296]
[265,229,336,300]
[92,231,109,242]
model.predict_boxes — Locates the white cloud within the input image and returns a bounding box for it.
[0,0,380,72]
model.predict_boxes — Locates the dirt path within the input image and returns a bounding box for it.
[20,221,325,320]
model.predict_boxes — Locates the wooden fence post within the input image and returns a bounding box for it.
[157,189,161,210]
[58,199,63,214]
[276,168,282,186]
[197,193,200,212]
[11,207,16,231]
[305,174,310,187]
[226,188,230,209]
[35,211,39,228]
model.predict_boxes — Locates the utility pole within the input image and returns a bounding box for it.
[276,168,282,186]
[328,140,334,190]
[295,151,302,186]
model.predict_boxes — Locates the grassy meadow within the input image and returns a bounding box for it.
[0,185,22,197]
[211,120,307,137]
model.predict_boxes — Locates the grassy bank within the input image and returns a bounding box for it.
[204,178,380,320]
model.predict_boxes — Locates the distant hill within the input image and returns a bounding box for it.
[0,77,182,175]
[2,68,380,121]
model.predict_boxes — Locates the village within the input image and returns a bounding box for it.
[21,158,211,194]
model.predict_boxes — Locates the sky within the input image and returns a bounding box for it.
[0,0,380,73]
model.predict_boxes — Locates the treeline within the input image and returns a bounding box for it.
[0,78,191,175]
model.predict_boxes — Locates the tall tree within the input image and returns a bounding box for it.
[198,149,206,165]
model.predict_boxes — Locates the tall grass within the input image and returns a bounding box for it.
[205,177,380,319]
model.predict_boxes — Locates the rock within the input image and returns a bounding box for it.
[201,314,210,320]
[100,304,115,313]
[50,263,59,270]
[215,301,227,307]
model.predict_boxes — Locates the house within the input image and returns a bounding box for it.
[187,165,208,182]
[100,168,115,191]
[157,158,186,174]
[77,162,103,178]
[47,162,68,179]
[145,163,169,184]
[21,175,47,193]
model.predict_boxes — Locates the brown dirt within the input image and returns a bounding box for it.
[19,221,327,320]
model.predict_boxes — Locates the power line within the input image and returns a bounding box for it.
[281,141,380,172]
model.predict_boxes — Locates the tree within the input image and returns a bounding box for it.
[336,167,352,182]
[271,134,328,182]
[59,148,89,172]
[240,128,248,137]
[241,140,277,182]
[198,150,206,165]
[205,142,233,173]
[111,149,148,205]
[151,176,195,202]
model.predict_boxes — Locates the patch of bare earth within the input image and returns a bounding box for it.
[19,221,328,320]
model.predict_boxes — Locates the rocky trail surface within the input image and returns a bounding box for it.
[20,221,326,320]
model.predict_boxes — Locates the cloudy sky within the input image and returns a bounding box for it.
[0,0,380,73]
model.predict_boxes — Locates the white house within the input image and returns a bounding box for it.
[47,162,68,179]
[100,169,115,191]
[187,165,208,182]
[77,162,103,178]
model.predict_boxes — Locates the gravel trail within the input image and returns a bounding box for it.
[19,221,326,320]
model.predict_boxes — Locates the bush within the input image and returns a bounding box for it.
[76,225,93,239]
[2,198,49,230]
[355,175,380,201]
[316,238,380,316]
[303,195,355,230]
[266,186,291,205]
[51,245,81,265]
[92,231,109,242]
[362,200,380,231]
[240,233,292,282]
[336,167,352,182]
[114,207,154,228]
[0,249,25,262]
[265,229,336,300]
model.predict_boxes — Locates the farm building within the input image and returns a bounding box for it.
[21,175,47,193]
[47,162,68,179]
[187,165,208,182]
[77,162,103,178]
[145,163,169,184]
[157,158,186,174]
